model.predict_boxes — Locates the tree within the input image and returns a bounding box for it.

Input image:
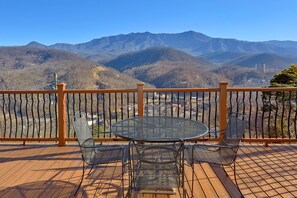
[261,64,297,138]
[270,64,297,87]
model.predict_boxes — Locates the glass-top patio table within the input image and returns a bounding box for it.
[111,116,209,196]
[111,116,209,142]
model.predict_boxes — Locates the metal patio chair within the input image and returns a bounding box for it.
[128,140,186,196]
[72,112,128,196]
[186,113,246,197]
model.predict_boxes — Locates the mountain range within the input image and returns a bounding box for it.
[27,31,297,65]
[0,46,139,90]
[2,30,297,89]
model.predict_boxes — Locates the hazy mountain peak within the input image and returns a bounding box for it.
[26,41,47,49]
[180,30,211,41]
[23,31,297,63]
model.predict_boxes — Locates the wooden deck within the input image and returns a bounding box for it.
[0,143,296,198]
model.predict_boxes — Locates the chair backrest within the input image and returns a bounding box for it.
[219,113,246,164]
[222,113,246,146]
[72,113,95,164]
[72,113,94,146]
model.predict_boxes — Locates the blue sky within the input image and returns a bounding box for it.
[1,0,297,46]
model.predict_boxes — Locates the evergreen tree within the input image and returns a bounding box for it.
[261,64,297,138]
[270,64,297,87]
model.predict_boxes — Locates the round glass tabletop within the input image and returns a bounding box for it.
[111,116,209,142]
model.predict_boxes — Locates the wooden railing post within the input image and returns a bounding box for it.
[57,83,67,146]
[137,82,145,117]
[219,82,228,142]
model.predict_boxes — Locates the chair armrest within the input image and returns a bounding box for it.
[80,144,125,151]
[193,143,237,150]
[94,145,127,152]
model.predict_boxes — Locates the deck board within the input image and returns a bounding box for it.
[0,143,296,197]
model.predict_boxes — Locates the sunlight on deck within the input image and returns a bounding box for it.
[0,143,296,197]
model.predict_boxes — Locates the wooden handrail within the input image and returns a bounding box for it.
[2,81,297,145]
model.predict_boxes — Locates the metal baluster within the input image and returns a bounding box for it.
[108,93,112,138]
[54,94,59,138]
[72,93,76,138]
[2,94,7,137]
[177,92,180,117]
[159,91,161,116]
[121,92,124,120]
[195,92,199,121]
[14,94,18,138]
[171,92,174,117]
[8,94,12,137]
[189,92,192,120]
[236,91,239,115]
[165,92,168,117]
[268,92,272,138]
[84,93,87,117]
[115,93,118,122]
[133,92,136,117]
[229,91,233,115]
[43,94,46,138]
[183,92,186,118]
[96,93,100,138]
[48,93,52,138]
[248,92,252,139]
[153,92,155,117]
[102,93,106,137]
[214,92,218,137]
[54,93,58,138]
[37,93,41,138]
[91,93,94,132]
[25,94,29,138]
[31,94,35,137]
[208,92,211,129]
[127,92,129,118]
[281,91,285,138]
[288,91,292,138]
[255,92,259,138]
[261,94,265,139]
[274,94,279,138]
[20,94,24,138]
[66,93,71,137]
[78,93,81,115]
[242,91,246,117]
[202,92,205,123]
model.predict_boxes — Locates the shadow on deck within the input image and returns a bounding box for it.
[0,143,296,197]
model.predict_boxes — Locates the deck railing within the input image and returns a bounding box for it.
[0,82,297,145]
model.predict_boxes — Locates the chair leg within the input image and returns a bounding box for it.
[191,162,194,198]
[233,162,244,198]
[233,162,238,187]
[87,164,94,175]
[121,162,124,198]
[75,162,85,196]
[121,149,126,198]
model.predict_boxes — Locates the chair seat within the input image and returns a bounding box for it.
[90,145,128,164]
[189,145,232,165]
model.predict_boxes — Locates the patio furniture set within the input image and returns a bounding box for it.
[72,113,246,197]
